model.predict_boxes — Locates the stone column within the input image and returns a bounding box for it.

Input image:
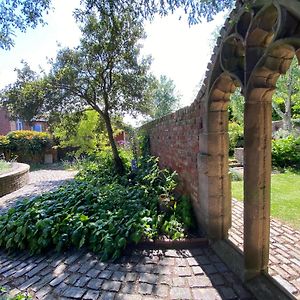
[243,100,272,280]
[198,110,231,240]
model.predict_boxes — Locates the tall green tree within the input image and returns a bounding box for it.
[53,110,113,157]
[0,61,48,123]
[152,75,181,119]
[272,56,300,132]
[48,11,153,173]
[81,0,234,24]
[0,0,51,50]
[1,0,235,50]
[229,87,244,125]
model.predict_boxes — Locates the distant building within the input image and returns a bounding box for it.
[0,107,48,135]
[114,130,127,146]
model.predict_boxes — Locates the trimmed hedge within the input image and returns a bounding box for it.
[272,135,300,169]
[0,135,9,151]
[0,131,52,163]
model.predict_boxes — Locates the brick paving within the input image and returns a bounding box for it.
[0,247,255,299]
[0,165,77,213]
[229,199,300,299]
[0,166,297,298]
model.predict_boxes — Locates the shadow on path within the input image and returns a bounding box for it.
[0,247,255,299]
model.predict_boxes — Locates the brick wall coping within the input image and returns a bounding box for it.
[0,162,29,179]
[0,162,30,197]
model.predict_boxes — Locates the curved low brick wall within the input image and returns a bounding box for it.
[0,163,30,197]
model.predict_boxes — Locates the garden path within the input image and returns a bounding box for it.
[0,166,255,299]
[0,247,255,299]
[229,199,300,299]
[3,167,298,298]
[0,164,77,213]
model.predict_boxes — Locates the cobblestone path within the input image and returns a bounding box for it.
[2,167,297,298]
[0,247,255,300]
[229,199,300,299]
[0,167,255,299]
[0,165,77,213]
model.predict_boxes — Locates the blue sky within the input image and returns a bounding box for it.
[0,0,227,108]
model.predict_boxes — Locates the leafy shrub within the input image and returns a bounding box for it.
[4,131,52,162]
[174,195,196,231]
[292,119,300,127]
[6,130,51,153]
[272,135,300,168]
[0,136,9,157]
[138,131,151,157]
[229,168,243,181]
[228,122,243,155]
[0,152,194,260]
[0,286,31,300]
[0,135,9,148]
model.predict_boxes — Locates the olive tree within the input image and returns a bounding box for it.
[48,10,154,173]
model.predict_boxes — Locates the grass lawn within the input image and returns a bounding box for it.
[231,171,300,230]
[0,160,11,174]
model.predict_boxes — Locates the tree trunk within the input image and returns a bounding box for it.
[284,67,293,132]
[102,112,125,174]
[273,66,294,132]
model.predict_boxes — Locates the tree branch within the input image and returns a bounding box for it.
[272,101,284,119]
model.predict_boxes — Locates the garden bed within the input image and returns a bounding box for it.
[0,153,197,260]
[0,163,30,197]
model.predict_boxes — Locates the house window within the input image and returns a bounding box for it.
[32,124,42,132]
[16,119,23,130]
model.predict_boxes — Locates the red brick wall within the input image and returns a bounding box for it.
[0,107,49,134]
[0,107,13,135]
[142,101,203,205]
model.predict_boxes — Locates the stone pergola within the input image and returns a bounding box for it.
[200,0,300,282]
[144,0,300,298]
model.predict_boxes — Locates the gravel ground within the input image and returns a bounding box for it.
[0,164,77,213]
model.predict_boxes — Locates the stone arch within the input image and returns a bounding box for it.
[199,0,300,280]
[244,42,300,278]
[198,73,238,240]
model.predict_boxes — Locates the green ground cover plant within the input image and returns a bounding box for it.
[0,286,31,300]
[0,159,11,174]
[0,151,194,260]
[231,170,300,229]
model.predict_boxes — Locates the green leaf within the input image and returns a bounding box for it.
[80,214,89,222]
[79,235,86,248]
[130,231,142,244]
[117,237,126,249]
